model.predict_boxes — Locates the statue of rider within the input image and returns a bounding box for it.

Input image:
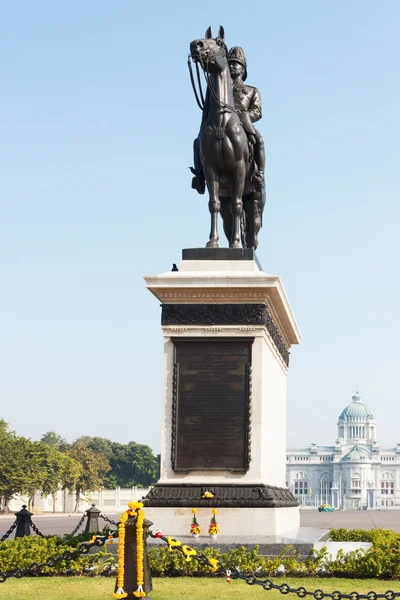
[191,45,266,195]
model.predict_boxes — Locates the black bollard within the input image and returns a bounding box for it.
[85,504,102,533]
[14,505,33,538]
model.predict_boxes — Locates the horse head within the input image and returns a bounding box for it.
[190,26,228,74]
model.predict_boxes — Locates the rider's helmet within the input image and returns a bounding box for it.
[227,46,247,81]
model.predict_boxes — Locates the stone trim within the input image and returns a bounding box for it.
[246,364,252,471]
[143,483,298,508]
[171,363,178,470]
[162,304,289,366]
[157,290,269,303]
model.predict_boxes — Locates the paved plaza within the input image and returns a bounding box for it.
[300,508,400,532]
[2,509,400,539]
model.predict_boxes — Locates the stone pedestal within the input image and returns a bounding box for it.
[143,249,301,537]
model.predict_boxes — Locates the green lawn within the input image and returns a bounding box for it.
[3,577,400,600]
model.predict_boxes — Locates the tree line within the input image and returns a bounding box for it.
[0,420,160,513]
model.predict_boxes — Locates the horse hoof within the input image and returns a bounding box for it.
[229,242,239,249]
[206,241,219,248]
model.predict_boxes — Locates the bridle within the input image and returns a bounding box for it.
[188,39,238,114]
[187,54,206,111]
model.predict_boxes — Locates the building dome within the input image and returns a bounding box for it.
[338,391,373,421]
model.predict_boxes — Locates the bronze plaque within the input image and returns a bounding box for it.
[172,339,252,471]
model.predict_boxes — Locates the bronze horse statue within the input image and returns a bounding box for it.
[190,26,265,249]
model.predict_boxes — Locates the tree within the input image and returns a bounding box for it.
[0,423,157,513]
[39,445,81,512]
[73,436,114,460]
[66,444,110,511]
[0,421,20,512]
[72,436,159,488]
[115,442,159,487]
[40,431,69,451]
[0,422,48,512]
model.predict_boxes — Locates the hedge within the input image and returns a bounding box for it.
[2,527,400,579]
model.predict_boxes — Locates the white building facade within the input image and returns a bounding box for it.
[286,392,400,509]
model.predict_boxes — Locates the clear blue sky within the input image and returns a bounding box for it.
[1,2,399,453]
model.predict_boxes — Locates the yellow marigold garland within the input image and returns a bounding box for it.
[113,509,129,599]
[132,502,146,597]
[112,501,145,600]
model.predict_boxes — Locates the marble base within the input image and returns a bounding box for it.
[143,506,300,537]
[144,252,301,541]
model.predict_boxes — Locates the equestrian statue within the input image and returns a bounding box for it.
[189,26,266,250]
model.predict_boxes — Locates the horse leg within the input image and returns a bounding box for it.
[241,194,251,249]
[242,192,263,250]
[251,188,265,249]
[251,197,262,250]
[230,161,246,248]
[204,165,220,248]
[220,197,233,245]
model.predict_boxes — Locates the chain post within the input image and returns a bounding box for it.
[84,504,102,533]
[14,505,33,538]
[113,502,152,598]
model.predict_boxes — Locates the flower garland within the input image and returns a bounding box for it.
[133,502,146,598]
[113,509,130,599]
[208,507,219,536]
[112,501,146,600]
[190,507,201,535]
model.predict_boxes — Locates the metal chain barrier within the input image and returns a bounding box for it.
[149,530,399,600]
[30,521,45,537]
[70,513,87,536]
[0,531,118,583]
[0,520,17,542]
[100,513,118,527]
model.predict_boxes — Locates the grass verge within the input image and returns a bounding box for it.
[3,577,400,600]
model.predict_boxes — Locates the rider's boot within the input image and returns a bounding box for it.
[190,167,206,195]
[252,169,264,191]
[252,138,266,191]
[191,138,206,194]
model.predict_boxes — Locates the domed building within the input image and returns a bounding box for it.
[286,392,400,509]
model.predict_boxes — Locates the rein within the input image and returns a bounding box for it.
[187,47,238,114]
[187,55,205,111]
[196,60,205,107]
[203,60,237,113]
